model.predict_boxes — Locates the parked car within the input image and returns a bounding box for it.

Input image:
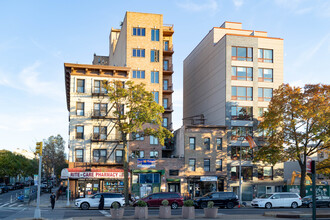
[134,192,184,209]
[194,192,239,209]
[302,195,330,208]
[7,184,15,190]
[251,192,302,209]
[75,193,125,210]
[14,182,24,189]
[0,183,9,193]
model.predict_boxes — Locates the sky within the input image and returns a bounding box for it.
[0,0,329,154]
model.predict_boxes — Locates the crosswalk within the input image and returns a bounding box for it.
[0,201,25,209]
[99,210,111,217]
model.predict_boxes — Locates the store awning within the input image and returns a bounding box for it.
[61,168,128,179]
[166,178,180,182]
[132,169,165,175]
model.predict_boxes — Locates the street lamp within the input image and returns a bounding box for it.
[238,136,245,208]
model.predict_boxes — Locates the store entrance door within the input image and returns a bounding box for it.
[168,183,180,193]
[140,184,152,198]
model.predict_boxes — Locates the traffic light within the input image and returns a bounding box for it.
[36,142,43,156]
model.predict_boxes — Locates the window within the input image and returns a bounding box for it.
[131,150,144,158]
[232,67,253,81]
[115,150,123,163]
[232,46,253,61]
[231,166,253,180]
[151,50,159,62]
[76,102,84,116]
[188,159,196,171]
[163,117,168,128]
[163,98,168,109]
[163,80,168,90]
[258,166,273,180]
[258,88,273,101]
[204,138,210,150]
[150,136,159,145]
[152,91,159,103]
[93,149,107,163]
[258,107,268,118]
[216,138,222,150]
[93,103,107,116]
[94,80,107,94]
[258,49,273,63]
[138,173,160,184]
[117,104,125,115]
[231,126,253,140]
[204,159,210,171]
[231,86,253,101]
[164,41,169,51]
[76,126,84,139]
[216,159,222,171]
[93,126,107,140]
[169,170,179,176]
[151,71,159,83]
[151,29,160,41]
[133,132,144,141]
[133,27,145,36]
[75,149,83,162]
[231,146,253,160]
[132,49,145,57]
[258,68,273,82]
[163,60,169,70]
[77,79,85,93]
[231,106,253,120]
[189,137,195,150]
[150,150,158,158]
[133,70,145,79]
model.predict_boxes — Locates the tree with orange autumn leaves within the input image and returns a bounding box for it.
[254,84,330,197]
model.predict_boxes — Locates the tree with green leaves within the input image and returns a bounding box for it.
[42,135,68,182]
[254,84,330,197]
[103,80,173,205]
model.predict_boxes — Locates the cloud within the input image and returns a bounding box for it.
[177,0,218,12]
[232,0,244,8]
[274,0,330,17]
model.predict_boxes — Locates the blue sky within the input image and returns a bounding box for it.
[0,0,329,153]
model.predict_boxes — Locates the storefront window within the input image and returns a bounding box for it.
[104,180,124,193]
[138,173,160,184]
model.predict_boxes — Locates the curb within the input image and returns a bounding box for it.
[264,212,330,219]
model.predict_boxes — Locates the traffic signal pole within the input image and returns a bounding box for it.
[34,142,43,219]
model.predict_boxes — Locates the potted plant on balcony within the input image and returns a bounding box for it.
[204,201,218,218]
[110,202,124,219]
[134,200,148,219]
[159,199,171,219]
[182,200,195,219]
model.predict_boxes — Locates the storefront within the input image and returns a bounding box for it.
[187,176,225,198]
[61,168,126,198]
[131,169,165,198]
[167,178,181,193]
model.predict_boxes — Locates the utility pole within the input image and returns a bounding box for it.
[312,160,316,220]
[34,142,43,219]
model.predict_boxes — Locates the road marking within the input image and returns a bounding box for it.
[18,204,24,207]
[99,210,111,217]
[8,203,16,207]
[0,202,10,207]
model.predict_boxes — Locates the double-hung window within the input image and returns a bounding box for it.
[151,71,159,83]
[216,159,222,171]
[151,29,159,41]
[258,49,273,63]
[76,102,84,116]
[75,149,83,162]
[115,150,123,163]
[204,159,210,171]
[189,137,195,150]
[204,138,210,150]
[77,79,85,93]
[188,159,196,171]
[133,132,144,141]
[258,68,273,82]
[232,46,253,61]
[232,67,253,81]
[150,150,158,158]
[94,103,107,117]
[93,126,107,140]
[133,27,145,36]
[133,70,145,79]
[216,138,222,150]
[231,106,253,120]
[150,136,159,145]
[132,150,144,158]
[93,149,107,163]
[232,86,253,101]
[76,126,84,139]
[94,80,107,94]
[151,50,159,62]
[132,49,145,57]
[258,88,273,101]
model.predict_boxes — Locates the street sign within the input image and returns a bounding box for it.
[307,157,312,173]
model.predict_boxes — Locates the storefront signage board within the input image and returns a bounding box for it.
[200,176,217,182]
[137,159,156,168]
[68,171,125,179]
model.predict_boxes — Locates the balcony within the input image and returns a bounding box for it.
[91,133,121,143]
[164,105,173,113]
[91,88,108,97]
[163,24,174,36]
[163,85,174,94]
[163,64,174,75]
[163,46,174,56]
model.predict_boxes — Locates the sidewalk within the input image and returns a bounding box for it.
[29,187,75,208]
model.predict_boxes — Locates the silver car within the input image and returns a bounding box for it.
[75,193,125,210]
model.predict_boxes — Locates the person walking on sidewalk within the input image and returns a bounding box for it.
[98,194,104,210]
[50,192,56,210]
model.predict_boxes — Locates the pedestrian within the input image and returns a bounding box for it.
[50,192,56,210]
[98,194,104,210]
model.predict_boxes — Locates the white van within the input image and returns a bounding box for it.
[251,192,302,209]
